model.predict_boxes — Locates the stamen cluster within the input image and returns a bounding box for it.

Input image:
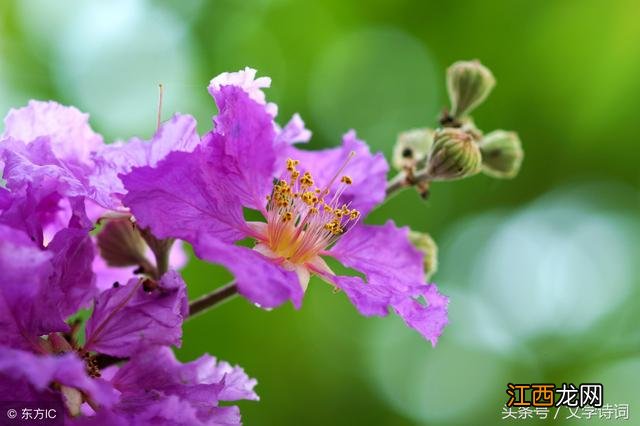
[264,158,360,264]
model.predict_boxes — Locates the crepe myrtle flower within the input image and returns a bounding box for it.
[0,217,257,424]
[0,99,192,289]
[0,103,257,423]
[122,68,449,344]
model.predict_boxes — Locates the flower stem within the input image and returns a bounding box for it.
[385,169,432,199]
[188,282,238,317]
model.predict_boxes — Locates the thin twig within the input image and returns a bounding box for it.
[385,169,431,199]
[188,282,239,317]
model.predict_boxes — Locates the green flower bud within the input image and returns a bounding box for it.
[427,128,482,181]
[447,60,496,119]
[409,231,438,279]
[392,128,434,171]
[479,130,524,179]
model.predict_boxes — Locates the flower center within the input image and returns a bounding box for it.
[261,155,360,265]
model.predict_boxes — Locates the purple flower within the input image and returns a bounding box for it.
[0,219,254,422]
[0,223,68,350]
[122,68,448,344]
[0,346,117,412]
[0,101,117,213]
[94,347,258,425]
[0,96,258,423]
[84,271,188,357]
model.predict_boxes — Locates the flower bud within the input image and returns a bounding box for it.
[97,217,147,267]
[392,128,434,171]
[478,130,524,179]
[409,230,438,279]
[426,128,482,181]
[447,60,495,119]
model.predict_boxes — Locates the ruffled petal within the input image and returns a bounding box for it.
[110,347,256,425]
[333,276,449,345]
[189,355,259,402]
[284,130,388,215]
[46,227,97,317]
[0,346,117,407]
[329,220,424,291]
[84,271,188,357]
[2,100,103,165]
[276,113,311,146]
[121,147,249,244]
[209,67,277,117]
[91,114,200,203]
[1,138,89,200]
[194,235,303,309]
[203,82,279,211]
[0,224,66,350]
[392,283,449,346]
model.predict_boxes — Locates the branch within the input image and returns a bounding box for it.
[385,169,432,199]
[188,282,238,317]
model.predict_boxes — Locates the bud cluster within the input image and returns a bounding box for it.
[392,59,524,194]
[389,60,524,280]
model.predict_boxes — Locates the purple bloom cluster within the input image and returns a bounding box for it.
[0,67,448,423]
[0,101,257,423]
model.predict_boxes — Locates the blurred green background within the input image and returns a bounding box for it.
[1,0,639,424]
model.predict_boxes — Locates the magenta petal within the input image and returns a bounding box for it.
[188,354,259,402]
[333,276,449,345]
[392,284,449,346]
[111,346,256,425]
[2,100,103,165]
[329,220,424,291]
[276,113,311,146]
[0,346,117,407]
[84,271,188,357]
[204,83,279,211]
[194,235,303,309]
[121,147,248,244]
[91,114,200,203]
[209,67,277,118]
[0,224,66,350]
[284,130,388,215]
[47,228,97,317]
[1,138,89,199]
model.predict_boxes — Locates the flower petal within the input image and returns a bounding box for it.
[2,100,103,165]
[333,276,449,345]
[0,224,66,350]
[84,271,188,357]
[209,67,277,117]
[111,346,256,425]
[0,346,117,407]
[121,147,248,244]
[47,227,97,317]
[91,114,200,203]
[392,283,449,346]
[329,220,424,291]
[276,113,311,146]
[194,235,303,309]
[203,82,279,211]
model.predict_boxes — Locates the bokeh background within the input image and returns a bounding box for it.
[1,0,639,424]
